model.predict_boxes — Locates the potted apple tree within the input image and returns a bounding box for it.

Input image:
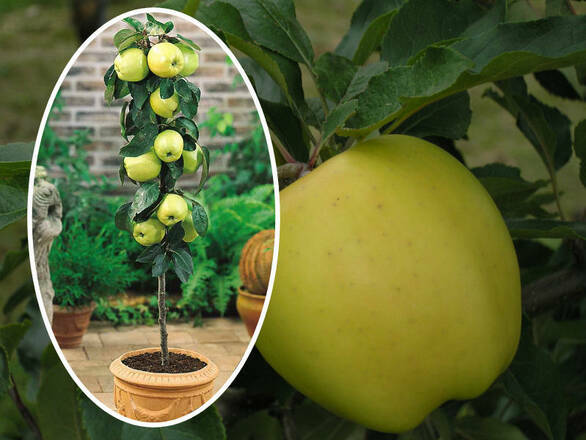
[104,14,217,422]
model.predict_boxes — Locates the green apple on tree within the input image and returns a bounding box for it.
[114,48,149,82]
[132,218,166,246]
[182,146,203,173]
[147,42,184,78]
[258,135,521,433]
[149,87,179,118]
[154,129,183,162]
[156,194,189,226]
[182,213,198,242]
[123,150,161,182]
[175,42,199,76]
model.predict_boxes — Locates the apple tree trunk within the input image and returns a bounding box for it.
[158,274,169,366]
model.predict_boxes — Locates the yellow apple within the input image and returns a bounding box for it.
[132,218,165,246]
[182,212,198,242]
[175,43,199,76]
[157,194,188,226]
[147,42,184,78]
[114,48,148,82]
[123,150,161,182]
[154,130,183,163]
[182,145,203,173]
[149,87,179,118]
[257,135,521,433]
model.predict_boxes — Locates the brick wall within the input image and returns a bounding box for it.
[48,12,259,186]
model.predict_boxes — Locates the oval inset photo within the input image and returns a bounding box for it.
[27,8,278,427]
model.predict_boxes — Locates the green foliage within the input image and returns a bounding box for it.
[50,217,138,307]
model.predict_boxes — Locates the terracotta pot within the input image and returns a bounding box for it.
[52,303,95,349]
[236,287,265,337]
[109,347,219,422]
[239,229,274,294]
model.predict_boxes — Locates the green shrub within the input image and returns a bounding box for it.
[50,217,138,307]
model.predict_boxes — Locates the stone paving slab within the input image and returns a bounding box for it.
[63,317,251,412]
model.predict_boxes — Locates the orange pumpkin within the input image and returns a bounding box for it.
[239,229,274,294]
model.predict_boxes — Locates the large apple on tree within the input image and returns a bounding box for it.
[176,42,199,76]
[123,150,161,182]
[257,135,521,433]
[148,42,184,78]
[114,48,149,82]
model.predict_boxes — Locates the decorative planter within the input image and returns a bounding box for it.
[238,229,274,295]
[109,347,219,422]
[236,287,265,337]
[52,303,95,348]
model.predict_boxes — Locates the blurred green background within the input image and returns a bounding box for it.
[0,0,585,215]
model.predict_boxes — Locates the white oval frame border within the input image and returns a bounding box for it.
[27,7,280,429]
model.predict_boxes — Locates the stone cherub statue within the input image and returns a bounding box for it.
[32,166,62,324]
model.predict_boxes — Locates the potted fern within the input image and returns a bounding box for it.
[104,15,218,422]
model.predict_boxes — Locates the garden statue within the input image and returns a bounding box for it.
[32,166,62,323]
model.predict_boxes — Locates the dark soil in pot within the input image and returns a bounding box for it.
[122,351,207,373]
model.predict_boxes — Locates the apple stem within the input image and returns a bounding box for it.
[158,274,169,366]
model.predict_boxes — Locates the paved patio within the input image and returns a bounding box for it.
[62,317,251,410]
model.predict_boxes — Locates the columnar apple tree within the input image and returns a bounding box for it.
[104,14,209,366]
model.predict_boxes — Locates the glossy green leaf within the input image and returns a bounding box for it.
[335,0,404,65]
[321,100,357,145]
[115,202,133,232]
[171,245,193,283]
[130,181,161,219]
[120,124,158,157]
[104,64,116,104]
[534,70,581,101]
[152,253,170,277]
[136,243,164,264]
[0,142,33,230]
[177,33,202,51]
[128,80,149,109]
[314,53,357,103]
[191,201,209,236]
[506,219,586,240]
[174,117,199,141]
[160,78,175,99]
[123,17,144,31]
[575,120,586,187]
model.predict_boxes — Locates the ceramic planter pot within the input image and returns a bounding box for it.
[109,347,219,422]
[236,287,265,337]
[52,303,95,348]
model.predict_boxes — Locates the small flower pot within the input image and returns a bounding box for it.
[52,303,96,349]
[109,347,219,422]
[236,287,265,337]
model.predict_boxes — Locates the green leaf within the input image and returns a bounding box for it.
[37,346,86,440]
[455,416,528,440]
[160,78,175,99]
[120,406,226,439]
[545,0,574,16]
[136,243,164,263]
[175,79,200,119]
[177,33,202,51]
[344,14,586,136]
[167,222,185,246]
[506,218,586,240]
[171,245,193,283]
[146,75,162,93]
[0,142,34,165]
[123,17,144,31]
[0,249,28,281]
[381,0,488,67]
[115,202,133,232]
[0,142,31,231]
[174,117,199,141]
[193,145,210,196]
[502,329,567,440]
[534,70,581,101]
[131,99,158,129]
[152,253,170,277]
[0,321,31,358]
[472,163,550,218]
[128,80,149,109]
[191,201,209,236]
[228,410,282,440]
[294,399,366,440]
[114,76,130,100]
[120,101,129,141]
[321,100,357,145]
[114,29,143,52]
[104,64,116,104]
[130,181,161,219]
[314,53,357,103]
[575,120,586,187]
[395,92,471,139]
[81,397,124,440]
[120,124,158,157]
[335,0,404,65]
[146,13,169,36]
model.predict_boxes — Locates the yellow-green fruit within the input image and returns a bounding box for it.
[175,43,199,76]
[182,212,198,242]
[149,87,179,118]
[132,218,165,246]
[154,130,184,163]
[257,135,521,433]
[147,42,184,78]
[157,194,188,226]
[123,151,161,182]
[182,146,203,173]
[114,48,148,82]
